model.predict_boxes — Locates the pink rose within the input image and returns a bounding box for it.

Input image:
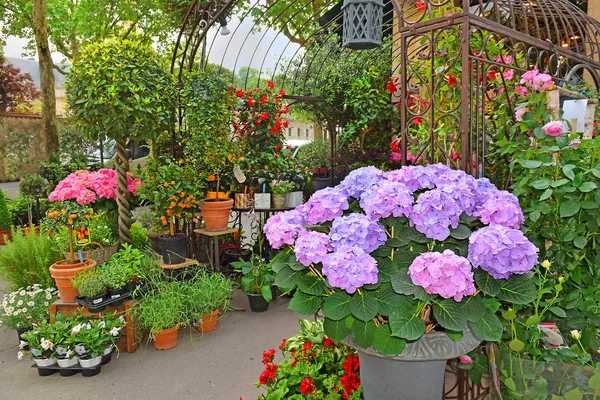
[543,121,564,137]
[515,107,527,122]
[503,69,514,80]
[520,68,539,84]
[531,73,553,91]
[496,55,512,64]
[515,86,528,97]
[459,355,472,364]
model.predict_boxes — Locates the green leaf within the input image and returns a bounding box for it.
[446,330,464,342]
[463,296,486,323]
[560,201,581,218]
[502,309,516,321]
[469,310,503,341]
[509,338,525,352]
[579,182,597,193]
[432,299,467,331]
[288,291,321,315]
[389,312,426,340]
[349,291,379,322]
[387,237,409,248]
[474,269,501,296]
[530,179,551,190]
[549,306,567,318]
[351,319,376,348]
[270,249,293,273]
[274,266,304,291]
[390,269,432,300]
[322,291,351,321]
[551,179,569,188]
[376,287,408,316]
[498,277,537,305]
[588,373,600,392]
[372,324,406,356]
[539,189,553,201]
[261,285,273,302]
[324,317,352,341]
[573,237,588,249]
[563,164,576,180]
[521,160,543,169]
[563,388,583,400]
[297,275,324,296]
[450,224,471,240]
[504,377,517,392]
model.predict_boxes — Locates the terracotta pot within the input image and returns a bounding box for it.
[49,258,97,303]
[0,229,12,246]
[199,198,234,232]
[196,309,219,333]
[207,191,231,199]
[153,326,179,350]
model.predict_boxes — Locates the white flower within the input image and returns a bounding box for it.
[19,340,26,350]
[6,306,13,313]
[571,330,581,340]
[2,301,7,307]
[56,346,67,356]
[71,325,82,334]
[74,345,86,355]
[104,226,108,229]
[27,301,34,307]
[21,308,27,313]
[17,351,23,360]
[6,311,12,317]
[66,349,74,359]
[19,290,26,296]
[45,293,52,300]
[43,302,49,307]
[119,316,126,324]
[9,298,14,304]
[86,323,92,330]
[110,327,120,336]
[40,338,53,351]
[16,300,23,306]
[98,321,106,329]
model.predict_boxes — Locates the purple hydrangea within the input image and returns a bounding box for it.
[474,190,524,229]
[408,188,462,241]
[359,180,414,220]
[299,187,349,225]
[468,224,538,279]
[386,165,437,192]
[329,213,387,253]
[294,230,332,267]
[338,166,385,199]
[321,246,378,294]
[263,210,307,249]
[408,250,476,301]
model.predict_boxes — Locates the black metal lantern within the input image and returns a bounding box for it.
[342,0,384,50]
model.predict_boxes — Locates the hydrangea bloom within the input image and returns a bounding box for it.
[263,210,307,249]
[359,180,413,220]
[409,188,462,241]
[294,230,332,267]
[408,250,476,301]
[299,188,349,225]
[321,246,378,294]
[386,165,436,192]
[338,166,384,198]
[329,213,387,253]
[435,174,479,215]
[474,190,524,229]
[468,224,538,279]
[474,178,499,206]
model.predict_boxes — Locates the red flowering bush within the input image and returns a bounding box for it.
[256,319,362,399]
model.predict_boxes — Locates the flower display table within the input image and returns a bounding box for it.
[49,299,140,353]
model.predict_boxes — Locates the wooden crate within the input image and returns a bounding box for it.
[49,299,142,353]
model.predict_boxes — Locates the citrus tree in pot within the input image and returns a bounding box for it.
[182,71,236,231]
[264,164,540,400]
[139,157,199,264]
[45,202,97,302]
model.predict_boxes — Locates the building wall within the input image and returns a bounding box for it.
[0,113,47,181]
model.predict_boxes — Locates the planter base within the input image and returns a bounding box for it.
[246,293,269,312]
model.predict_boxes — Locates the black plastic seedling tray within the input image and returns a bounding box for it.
[32,353,112,377]
[75,285,148,312]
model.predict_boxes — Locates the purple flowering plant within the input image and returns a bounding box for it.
[265,165,539,356]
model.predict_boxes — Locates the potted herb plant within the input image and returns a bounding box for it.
[139,157,199,264]
[265,164,539,399]
[77,277,107,312]
[45,202,97,302]
[182,72,236,232]
[184,271,232,333]
[106,243,149,292]
[98,261,129,304]
[0,285,58,346]
[270,180,294,209]
[0,189,12,245]
[133,281,187,350]
[231,254,274,312]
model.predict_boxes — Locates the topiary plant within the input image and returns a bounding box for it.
[78,277,106,298]
[0,190,12,230]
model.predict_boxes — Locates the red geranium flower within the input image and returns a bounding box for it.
[262,349,276,365]
[386,80,397,94]
[342,354,359,374]
[323,337,335,348]
[274,144,281,152]
[412,117,423,125]
[340,373,360,399]
[416,0,426,11]
[248,98,255,107]
[447,75,458,88]
[267,81,275,89]
[300,377,316,396]
[279,339,287,351]
[390,139,400,152]
[259,364,278,385]
[260,112,268,120]
[236,89,244,97]
[261,95,268,105]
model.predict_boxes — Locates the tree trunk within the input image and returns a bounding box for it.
[32,0,59,156]
[313,119,323,141]
[116,139,131,244]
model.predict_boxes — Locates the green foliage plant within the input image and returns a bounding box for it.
[97,261,128,290]
[133,280,187,334]
[130,221,149,250]
[70,269,100,290]
[105,243,152,284]
[297,140,330,170]
[0,228,62,289]
[231,254,274,302]
[270,180,294,195]
[0,189,12,230]
[77,277,106,298]
[182,270,232,321]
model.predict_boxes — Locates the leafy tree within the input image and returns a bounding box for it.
[66,38,175,243]
[0,58,40,112]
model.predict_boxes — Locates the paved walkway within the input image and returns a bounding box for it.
[0,292,302,400]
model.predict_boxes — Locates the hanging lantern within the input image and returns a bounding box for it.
[342,0,384,50]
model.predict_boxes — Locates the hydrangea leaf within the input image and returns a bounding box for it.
[323,291,352,320]
[372,324,406,356]
[474,269,501,296]
[274,265,304,291]
[349,291,379,322]
[323,316,352,342]
[469,309,503,341]
[463,295,486,323]
[498,277,537,305]
[432,299,467,331]
[449,224,471,240]
[288,291,322,315]
[376,259,398,283]
[446,330,464,342]
[270,249,294,273]
[389,312,426,340]
[351,319,376,348]
[297,275,325,296]
[390,269,434,301]
[376,286,409,316]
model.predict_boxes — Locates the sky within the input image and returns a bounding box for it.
[3,16,301,77]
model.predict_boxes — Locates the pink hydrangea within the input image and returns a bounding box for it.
[408,250,476,302]
[543,121,564,137]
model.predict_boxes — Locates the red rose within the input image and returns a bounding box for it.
[261,95,268,105]
[274,144,281,152]
[261,112,268,120]
[269,128,275,136]
[283,105,289,113]
[279,89,285,96]
[390,139,400,152]
[386,80,397,94]
[451,149,461,161]
[273,154,278,159]
[236,89,244,97]
[487,70,497,81]
[299,377,316,396]
[412,117,423,125]
[267,81,275,89]
[248,98,255,107]
[416,0,426,11]
[283,120,289,128]
[447,75,458,88]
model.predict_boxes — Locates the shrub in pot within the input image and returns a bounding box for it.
[270,180,294,209]
[184,270,232,333]
[231,254,274,312]
[98,262,128,302]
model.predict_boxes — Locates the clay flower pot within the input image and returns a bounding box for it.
[199,198,234,232]
[49,258,97,303]
[196,309,219,333]
[153,326,179,350]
